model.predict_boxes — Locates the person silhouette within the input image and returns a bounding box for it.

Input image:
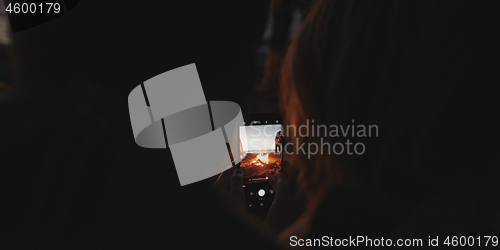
[275,131,282,155]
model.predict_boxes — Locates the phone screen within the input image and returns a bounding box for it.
[239,124,283,184]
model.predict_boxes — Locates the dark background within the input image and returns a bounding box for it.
[0,1,282,249]
[2,1,498,249]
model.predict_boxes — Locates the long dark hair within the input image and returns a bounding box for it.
[279,0,497,198]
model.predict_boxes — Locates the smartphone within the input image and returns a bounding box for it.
[238,113,283,212]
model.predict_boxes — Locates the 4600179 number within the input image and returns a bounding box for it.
[443,236,498,247]
[5,3,61,14]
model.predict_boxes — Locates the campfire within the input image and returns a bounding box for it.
[251,153,269,166]
[240,152,281,184]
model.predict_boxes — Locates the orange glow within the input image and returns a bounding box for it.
[251,153,269,166]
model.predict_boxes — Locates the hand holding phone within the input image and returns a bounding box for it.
[239,116,283,212]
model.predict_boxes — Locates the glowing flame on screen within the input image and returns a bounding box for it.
[251,153,269,166]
